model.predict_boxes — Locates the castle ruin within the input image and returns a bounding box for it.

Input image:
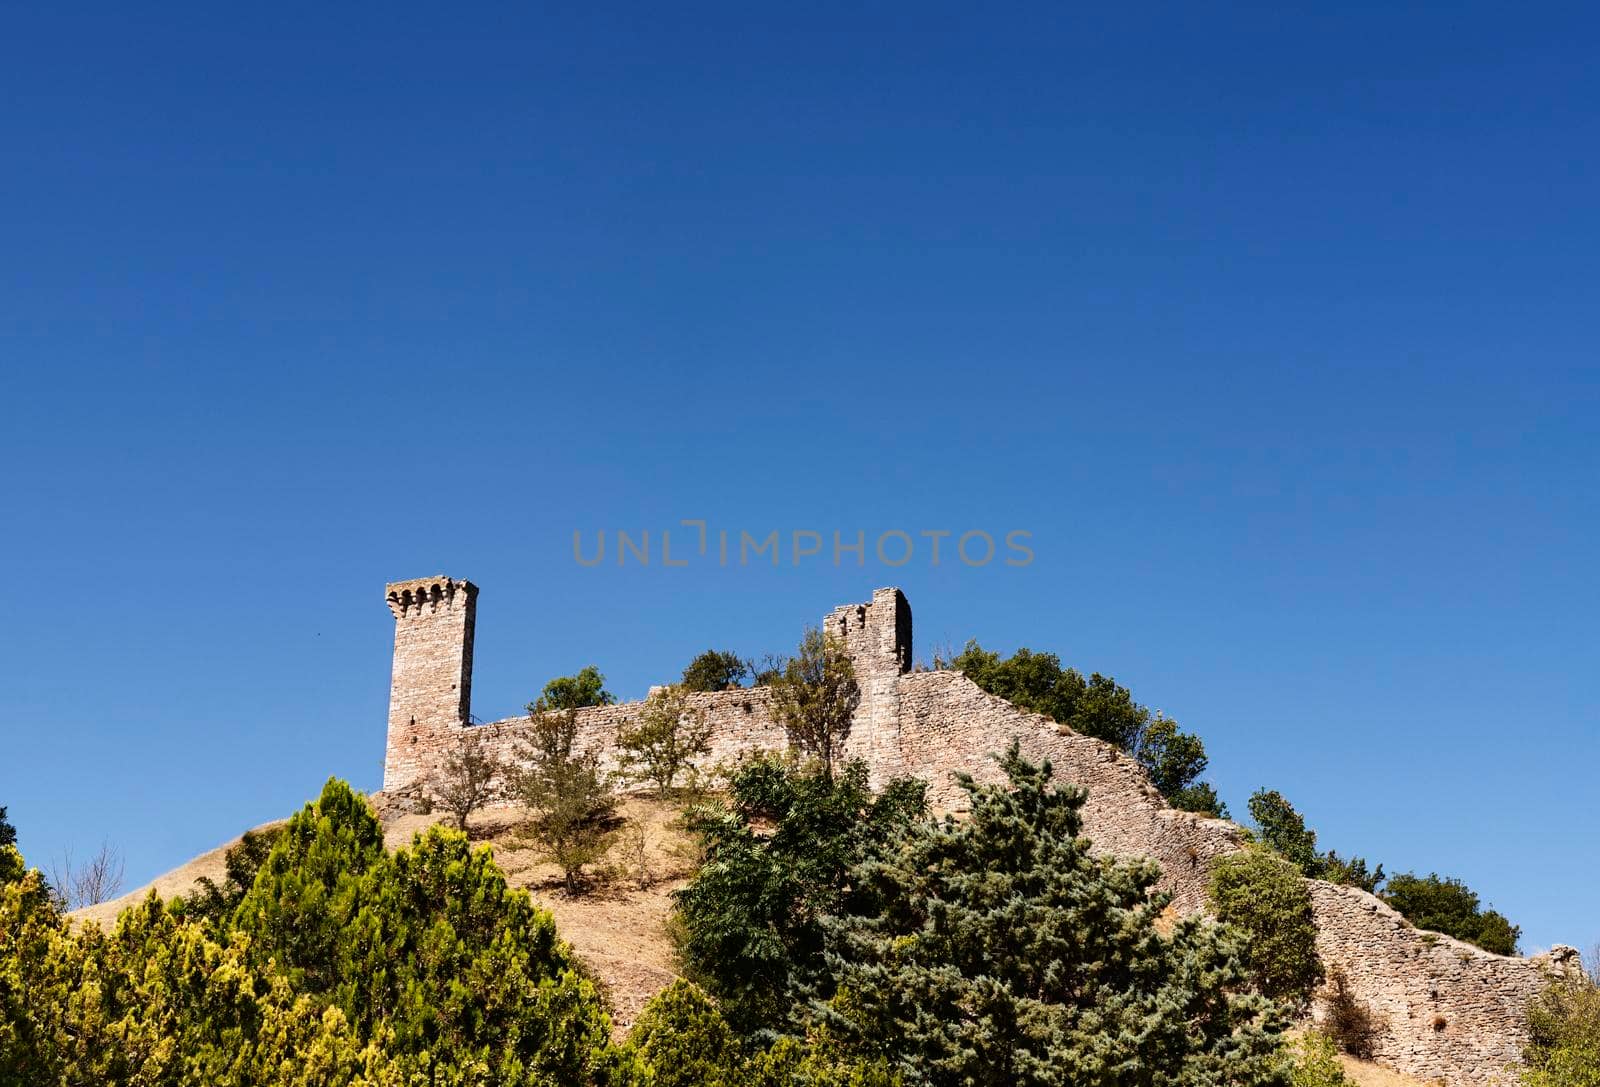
[381,575,1577,1087]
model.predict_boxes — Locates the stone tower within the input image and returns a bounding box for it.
[824,586,911,784]
[384,575,477,794]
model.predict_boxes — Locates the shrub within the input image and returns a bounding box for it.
[1322,967,1381,1059]
[1208,846,1324,1010]
[1283,1031,1351,1087]
[673,756,925,1035]
[1381,872,1520,955]
[819,744,1288,1086]
[616,685,713,796]
[768,628,859,778]
[682,650,752,692]
[1524,977,1600,1087]
[538,665,615,709]
[511,705,622,892]
[625,980,741,1087]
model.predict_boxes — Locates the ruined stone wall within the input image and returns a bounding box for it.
[378,577,1576,1087]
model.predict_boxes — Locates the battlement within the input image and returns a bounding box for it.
[386,576,477,620]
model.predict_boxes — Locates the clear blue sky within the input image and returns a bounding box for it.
[2,4,1594,952]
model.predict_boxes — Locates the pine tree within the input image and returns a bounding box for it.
[816,744,1288,1087]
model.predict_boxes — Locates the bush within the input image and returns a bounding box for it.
[616,685,713,796]
[625,980,741,1087]
[1282,1031,1351,1087]
[1208,846,1324,1010]
[819,744,1288,1086]
[673,756,925,1036]
[511,706,622,892]
[1381,871,1520,955]
[682,650,751,692]
[1524,978,1600,1087]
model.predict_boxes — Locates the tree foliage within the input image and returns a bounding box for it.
[673,756,925,1036]
[512,706,622,893]
[616,685,713,796]
[184,824,284,924]
[0,779,619,1085]
[433,725,505,831]
[1381,872,1521,956]
[950,643,1224,816]
[767,629,860,779]
[816,744,1287,1087]
[1208,847,1324,1010]
[0,806,14,850]
[1523,977,1600,1087]
[681,651,752,693]
[538,665,616,710]
[1246,789,1383,894]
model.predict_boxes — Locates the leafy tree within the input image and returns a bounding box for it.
[1247,789,1383,894]
[538,665,616,710]
[1382,872,1521,955]
[950,642,1224,814]
[512,704,622,892]
[433,725,505,830]
[616,685,713,796]
[768,628,860,779]
[815,744,1288,1087]
[674,756,925,1036]
[184,824,284,924]
[0,806,14,850]
[1208,847,1324,1010]
[1523,977,1600,1087]
[682,650,752,692]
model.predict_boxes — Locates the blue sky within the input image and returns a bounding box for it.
[2,4,1594,951]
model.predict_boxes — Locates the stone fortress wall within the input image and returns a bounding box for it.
[381,576,1578,1087]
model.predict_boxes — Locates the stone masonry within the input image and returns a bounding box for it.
[380,576,1579,1086]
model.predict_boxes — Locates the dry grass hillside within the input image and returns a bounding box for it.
[75,795,1436,1084]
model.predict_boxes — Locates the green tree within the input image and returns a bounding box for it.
[512,705,622,892]
[817,744,1288,1087]
[1,780,620,1085]
[0,806,14,850]
[682,650,752,692]
[539,665,616,710]
[624,980,741,1087]
[673,756,925,1036]
[950,642,1224,815]
[616,685,713,796]
[1208,847,1324,1010]
[184,824,284,924]
[1247,789,1383,894]
[1282,1032,1351,1087]
[768,629,860,779]
[1382,872,1520,955]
